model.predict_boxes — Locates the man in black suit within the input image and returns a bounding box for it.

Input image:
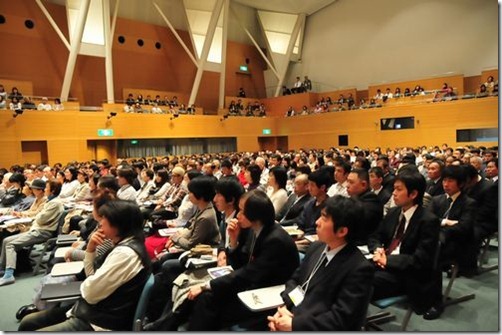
[295,169,332,252]
[347,168,383,245]
[377,157,395,194]
[424,165,476,320]
[368,171,440,314]
[185,190,299,330]
[276,173,311,226]
[425,159,445,196]
[267,196,374,331]
[369,166,392,206]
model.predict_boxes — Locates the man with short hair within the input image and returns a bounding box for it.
[485,158,498,183]
[276,174,312,226]
[369,166,391,206]
[426,159,445,196]
[268,196,374,331]
[327,161,350,198]
[424,165,477,320]
[220,159,234,178]
[369,171,439,314]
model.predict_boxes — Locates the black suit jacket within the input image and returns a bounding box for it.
[474,180,498,236]
[276,194,312,226]
[429,192,476,243]
[211,223,299,299]
[281,242,374,331]
[382,172,395,193]
[426,178,444,197]
[466,178,491,204]
[368,206,440,311]
[354,190,383,245]
[375,188,392,206]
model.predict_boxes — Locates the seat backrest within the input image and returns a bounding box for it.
[132,273,155,331]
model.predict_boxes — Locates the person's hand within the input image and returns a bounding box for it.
[11,211,21,218]
[71,240,81,248]
[270,306,293,331]
[64,248,74,262]
[372,248,387,268]
[227,218,241,248]
[165,238,174,250]
[187,285,203,300]
[217,251,227,267]
[69,230,80,236]
[87,229,105,253]
[166,221,176,228]
[267,308,282,331]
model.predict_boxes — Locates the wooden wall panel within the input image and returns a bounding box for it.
[464,75,482,94]
[261,92,317,116]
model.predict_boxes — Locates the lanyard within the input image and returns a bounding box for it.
[301,252,327,294]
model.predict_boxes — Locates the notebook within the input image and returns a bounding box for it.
[237,285,286,312]
[40,281,83,301]
[51,261,84,277]
[56,234,79,246]
[158,227,182,237]
[207,265,233,279]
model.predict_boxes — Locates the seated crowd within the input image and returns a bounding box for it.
[285,76,498,117]
[0,85,64,112]
[122,93,196,115]
[0,142,498,331]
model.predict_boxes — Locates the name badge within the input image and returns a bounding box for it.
[288,286,305,307]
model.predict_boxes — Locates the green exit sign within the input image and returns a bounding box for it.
[97,129,114,137]
[239,65,248,72]
[262,128,271,135]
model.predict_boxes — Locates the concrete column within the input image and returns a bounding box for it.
[218,0,229,109]
[60,0,91,102]
[188,0,224,107]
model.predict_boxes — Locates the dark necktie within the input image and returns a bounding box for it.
[443,197,454,219]
[387,214,406,255]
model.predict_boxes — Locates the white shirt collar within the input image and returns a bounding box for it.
[322,243,347,265]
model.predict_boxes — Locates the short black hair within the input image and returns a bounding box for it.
[186,169,202,181]
[270,166,288,189]
[243,189,275,227]
[369,166,384,179]
[221,159,232,169]
[308,169,333,189]
[322,196,363,243]
[188,175,216,201]
[394,170,426,206]
[442,165,467,186]
[215,177,245,210]
[98,200,144,241]
[349,168,370,185]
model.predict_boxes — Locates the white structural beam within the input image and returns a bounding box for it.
[218,0,229,109]
[274,13,304,97]
[103,0,116,103]
[111,0,120,39]
[230,7,279,80]
[188,0,224,106]
[60,0,91,102]
[35,0,71,51]
[153,1,198,67]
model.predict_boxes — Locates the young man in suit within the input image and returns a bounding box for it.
[424,165,476,320]
[267,196,374,331]
[276,173,311,226]
[369,166,392,206]
[368,170,440,314]
[184,190,299,330]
